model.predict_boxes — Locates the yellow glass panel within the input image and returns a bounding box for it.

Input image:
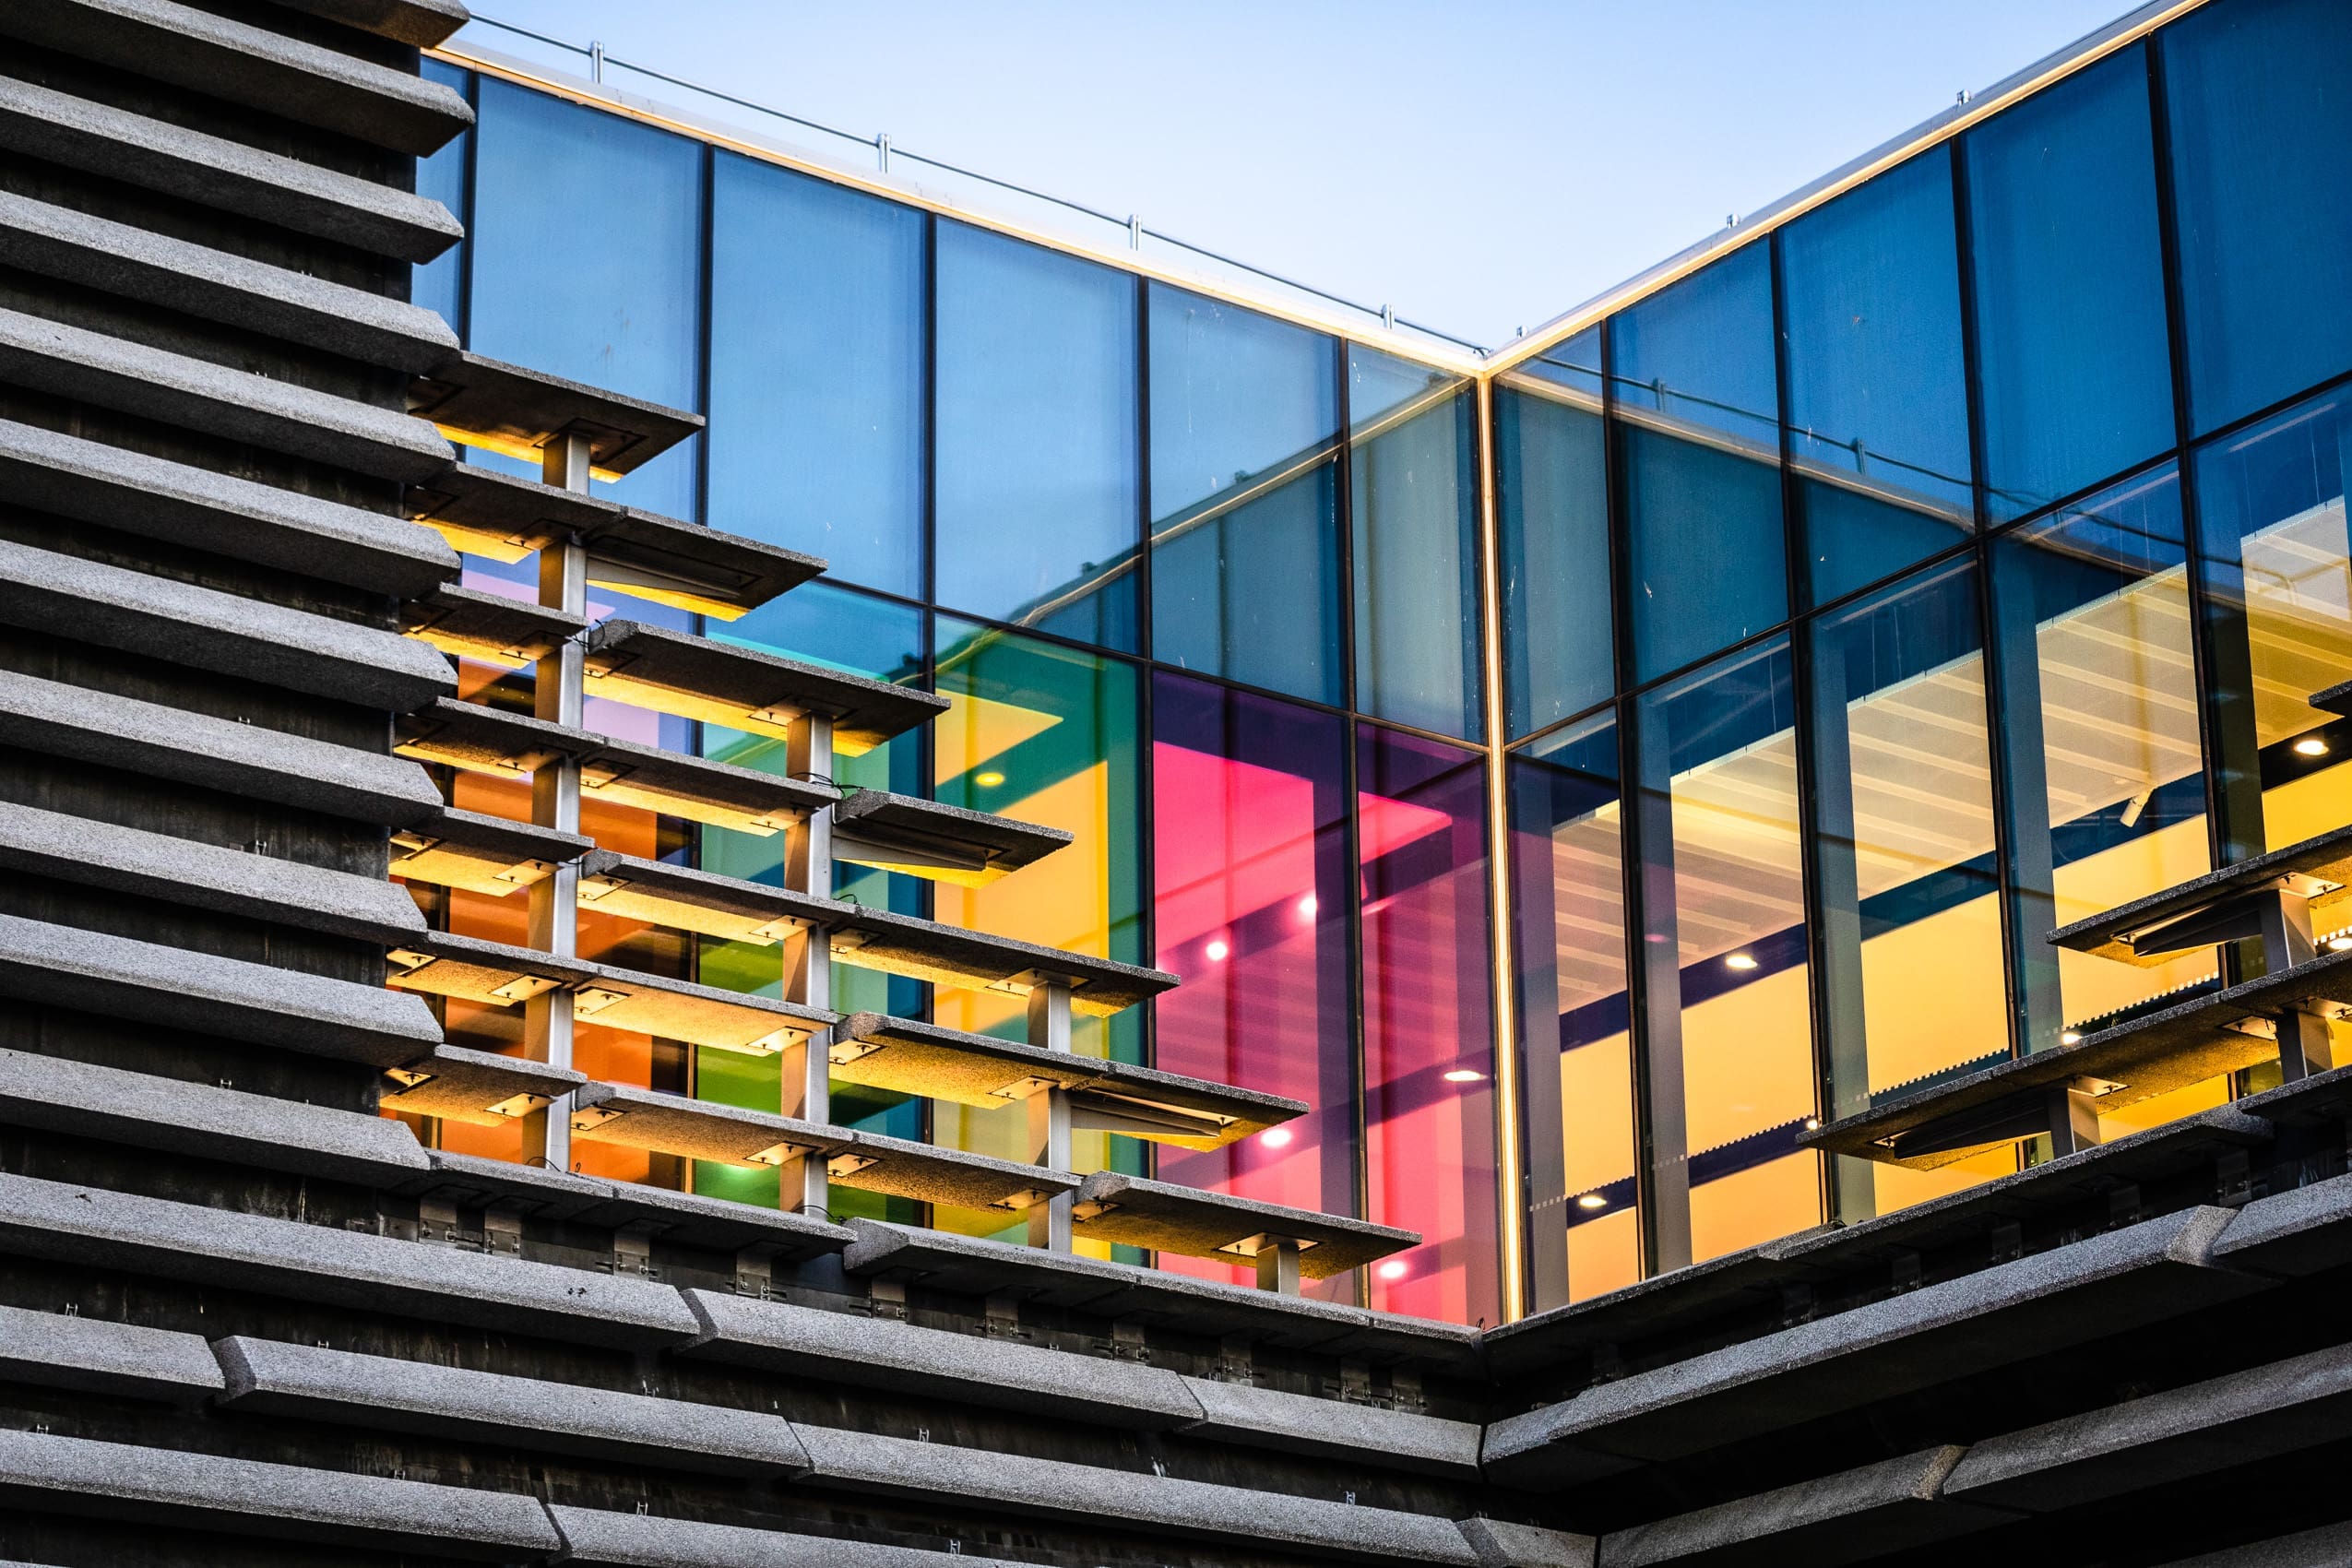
[1681,964,1815,1158]
[1691,1151,1822,1264]
[1567,1207,1642,1303]
[1861,894,2009,1095]
[2054,814,2218,1029]
[1560,1033,1635,1198]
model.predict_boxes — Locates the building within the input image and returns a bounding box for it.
[1,0,2351,1562]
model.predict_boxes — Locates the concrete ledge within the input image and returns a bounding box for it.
[0,1171,699,1348]
[0,0,473,155]
[1598,1447,2010,1567]
[0,1428,557,1556]
[0,1301,221,1405]
[1484,1207,2268,1487]
[551,1507,972,1568]
[1459,1519,1597,1568]
[1945,1342,2352,1513]
[1181,1374,1482,1478]
[0,800,425,945]
[0,537,454,710]
[216,1336,809,1477]
[0,669,445,829]
[0,75,460,261]
[0,306,453,482]
[409,1151,853,1259]
[0,1046,433,1183]
[679,1289,1206,1431]
[0,912,441,1067]
[266,0,468,47]
[0,190,457,374]
[792,1423,1483,1564]
[2210,1171,2352,1279]
[0,416,455,597]
[2156,1520,2352,1566]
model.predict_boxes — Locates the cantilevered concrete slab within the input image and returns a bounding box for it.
[828,1123,1077,1213]
[581,734,836,835]
[0,1171,699,1348]
[1069,1170,1417,1279]
[388,805,592,897]
[396,695,605,778]
[828,906,1180,1016]
[576,509,825,622]
[679,1289,1207,1431]
[583,620,949,754]
[0,669,445,828]
[0,1301,222,1407]
[2050,820,2352,966]
[831,1013,1302,1149]
[1179,1374,1484,1479]
[0,75,462,260]
[385,928,599,1007]
[0,0,474,155]
[0,799,426,945]
[265,0,469,48]
[410,350,703,477]
[0,537,454,711]
[830,789,1073,886]
[381,1044,584,1127]
[0,306,453,481]
[217,1337,811,1479]
[1459,1519,1598,1568]
[550,1507,982,1568]
[1481,1206,2268,1490]
[0,912,440,1067]
[577,849,837,944]
[0,415,457,597]
[2210,1170,2352,1279]
[1598,1446,2007,1567]
[407,1150,851,1259]
[403,581,588,669]
[0,1428,557,1556]
[0,189,458,373]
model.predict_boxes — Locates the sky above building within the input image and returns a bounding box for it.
[454,0,2136,350]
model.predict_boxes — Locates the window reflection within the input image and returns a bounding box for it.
[2195,388,2352,863]
[1633,639,1821,1265]
[1610,245,1777,453]
[1350,367,1483,739]
[411,59,469,328]
[1359,724,1498,1324]
[1509,717,1638,1307]
[1620,423,1786,683]
[1153,674,1355,1299]
[1990,469,2217,1095]
[1497,379,1612,738]
[935,224,1139,649]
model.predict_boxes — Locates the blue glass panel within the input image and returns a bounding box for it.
[1782,147,1973,552]
[1350,384,1482,740]
[1800,479,1970,607]
[1520,326,1603,405]
[1147,287,1339,702]
[1610,246,1777,453]
[1620,423,1786,683]
[934,223,1138,650]
[1152,461,1341,706]
[468,78,705,518]
[1967,49,2172,519]
[707,152,924,597]
[1350,345,1456,432]
[1497,383,1611,736]
[411,58,468,328]
[2164,0,2352,433]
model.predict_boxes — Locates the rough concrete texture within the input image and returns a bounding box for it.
[0,190,457,373]
[2211,1171,2352,1279]
[0,0,473,155]
[1458,1517,1598,1568]
[551,1507,979,1568]
[0,911,441,1066]
[1485,1206,2264,1483]
[0,1171,700,1348]
[0,1301,222,1404]
[0,1428,559,1554]
[0,668,445,829]
[0,74,461,261]
[2156,1521,2352,1567]
[0,537,454,710]
[1181,1374,1483,1477]
[0,306,453,481]
[0,800,426,944]
[791,1423,1483,1564]
[1945,1341,2352,1513]
[1598,1446,2009,1567]
[0,414,457,597]
[264,0,469,49]
[679,1289,1206,1431]
[0,1046,432,1182]
[216,1336,811,1478]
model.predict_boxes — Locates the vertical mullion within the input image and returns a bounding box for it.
[1474,374,1526,1323]
[1336,348,1371,1307]
[1132,278,1157,1108]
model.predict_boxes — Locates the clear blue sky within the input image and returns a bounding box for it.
[453,0,2136,350]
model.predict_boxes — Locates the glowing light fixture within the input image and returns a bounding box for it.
[1260,1126,1293,1148]
[1575,1193,1608,1211]
[2296,736,2330,757]
[1443,1068,1485,1084]
[1726,952,1758,971]
[1802,1117,1822,1131]
[2328,933,2352,953]
[1205,939,1230,962]
[974,770,1006,788]
[2060,1030,2083,1045]
[1376,1260,1409,1281]
[1297,894,1318,920]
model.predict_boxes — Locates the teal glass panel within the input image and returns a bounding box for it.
[1497,381,1611,736]
[1620,423,1785,683]
[1610,246,1777,453]
[1350,369,1481,740]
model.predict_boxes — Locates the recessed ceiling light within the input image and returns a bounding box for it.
[1802,1117,1822,1131]
[1377,1260,1409,1281]
[1260,1126,1293,1148]
[974,770,1005,788]
[1726,953,1758,971]
[1443,1068,1485,1083]
[1205,940,1230,962]
[1297,894,1318,920]
[2329,934,2352,953]
[1575,1193,1608,1211]
[2060,1030,2083,1045]
[2296,736,2330,757]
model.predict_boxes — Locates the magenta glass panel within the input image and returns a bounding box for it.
[1358,723,1499,1324]
[1152,672,1355,1293]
